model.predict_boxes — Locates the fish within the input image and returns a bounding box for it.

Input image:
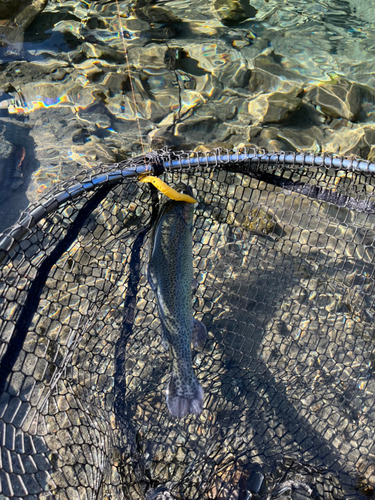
[148,184,207,418]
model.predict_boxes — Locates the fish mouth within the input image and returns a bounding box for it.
[174,183,194,198]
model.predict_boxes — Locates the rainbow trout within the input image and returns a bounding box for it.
[148,184,206,418]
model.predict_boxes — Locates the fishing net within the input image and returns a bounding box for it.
[1,148,375,500]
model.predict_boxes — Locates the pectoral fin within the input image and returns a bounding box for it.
[147,263,157,291]
[161,331,169,351]
[191,318,207,348]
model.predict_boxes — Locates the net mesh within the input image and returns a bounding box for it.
[0,150,375,500]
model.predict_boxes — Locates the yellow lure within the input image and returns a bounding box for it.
[138,175,197,204]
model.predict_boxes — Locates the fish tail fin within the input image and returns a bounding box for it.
[166,373,204,418]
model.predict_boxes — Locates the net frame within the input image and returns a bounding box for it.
[2,148,375,265]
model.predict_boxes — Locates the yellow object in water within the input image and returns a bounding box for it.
[138,175,197,204]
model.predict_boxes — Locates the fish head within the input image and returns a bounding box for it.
[149,183,195,257]
[174,183,194,199]
[172,183,195,224]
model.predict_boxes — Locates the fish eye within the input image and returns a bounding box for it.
[177,184,194,197]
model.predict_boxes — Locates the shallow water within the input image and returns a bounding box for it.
[1,1,375,499]
[0,0,375,229]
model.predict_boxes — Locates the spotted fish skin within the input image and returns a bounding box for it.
[148,185,206,418]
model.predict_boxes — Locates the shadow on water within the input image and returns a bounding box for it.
[207,249,368,497]
[113,185,159,497]
[0,185,112,395]
[0,118,38,233]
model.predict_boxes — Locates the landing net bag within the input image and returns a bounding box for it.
[0,149,374,500]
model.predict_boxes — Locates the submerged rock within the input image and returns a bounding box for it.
[368,146,375,162]
[0,0,48,56]
[194,142,234,153]
[0,123,14,185]
[252,126,294,152]
[248,53,306,95]
[214,0,257,24]
[246,122,324,153]
[0,120,37,231]
[0,60,68,91]
[241,206,278,235]
[132,0,181,25]
[276,125,324,152]
[0,0,26,20]
[323,123,375,158]
[148,127,178,149]
[263,92,303,124]
[80,42,125,62]
[175,114,222,146]
[247,90,303,125]
[304,79,362,122]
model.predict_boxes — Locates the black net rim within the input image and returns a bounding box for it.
[1,147,375,266]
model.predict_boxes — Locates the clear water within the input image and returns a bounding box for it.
[0,0,375,229]
[1,2,375,498]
